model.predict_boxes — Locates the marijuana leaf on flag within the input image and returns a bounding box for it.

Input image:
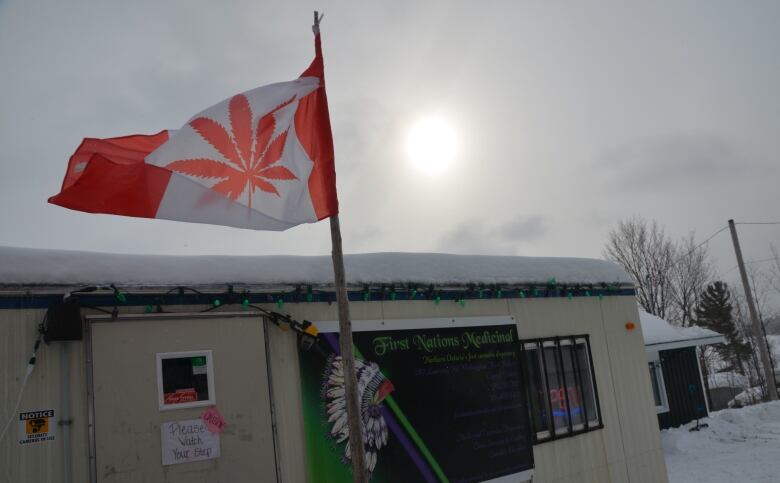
[49,32,337,231]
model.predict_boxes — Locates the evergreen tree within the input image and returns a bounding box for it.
[694,281,751,373]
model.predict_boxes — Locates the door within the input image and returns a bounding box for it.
[657,346,707,430]
[89,312,278,483]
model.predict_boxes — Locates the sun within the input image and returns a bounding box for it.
[404,116,458,174]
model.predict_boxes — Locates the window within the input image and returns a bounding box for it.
[156,350,215,410]
[520,336,602,443]
[648,360,669,413]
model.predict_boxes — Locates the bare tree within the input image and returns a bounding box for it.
[604,216,712,326]
[604,217,677,320]
[747,267,778,386]
[765,244,780,334]
[671,234,713,327]
[766,245,780,310]
[733,297,767,399]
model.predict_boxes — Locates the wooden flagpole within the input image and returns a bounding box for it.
[330,214,368,483]
[316,12,368,482]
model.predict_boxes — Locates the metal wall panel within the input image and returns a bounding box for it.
[2,294,669,483]
[90,314,277,483]
[0,308,91,483]
[507,297,628,482]
[598,297,669,483]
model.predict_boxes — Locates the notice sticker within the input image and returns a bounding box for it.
[18,410,56,445]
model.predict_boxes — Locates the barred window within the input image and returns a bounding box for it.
[520,336,602,443]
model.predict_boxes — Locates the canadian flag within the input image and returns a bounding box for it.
[49,34,338,231]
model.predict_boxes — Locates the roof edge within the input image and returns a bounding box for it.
[645,335,726,352]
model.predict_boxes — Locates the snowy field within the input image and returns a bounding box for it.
[662,401,780,482]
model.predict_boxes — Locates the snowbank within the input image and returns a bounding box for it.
[728,386,765,408]
[662,401,780,483]
[639,311,724,347]
[0,246,632,288]
[717,336,779,405]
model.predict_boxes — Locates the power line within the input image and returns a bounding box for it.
[715,219,780,277]
[745,256,779,266]
[719,256,780,278]
[673,225,729,264]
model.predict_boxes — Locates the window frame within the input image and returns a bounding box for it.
[520,335,603,444]
[648,359,669,414]
[156,350,216,411]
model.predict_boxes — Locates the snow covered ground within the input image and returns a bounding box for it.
[662,401,780,482]
[724,335,780,407]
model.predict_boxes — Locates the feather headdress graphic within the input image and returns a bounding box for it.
[323,355,395,474]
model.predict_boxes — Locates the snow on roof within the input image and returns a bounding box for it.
[640,310,725,349]
[0,246,632,289]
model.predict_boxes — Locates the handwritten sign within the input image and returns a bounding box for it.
[201,406,226,434]
[161,419,220,466]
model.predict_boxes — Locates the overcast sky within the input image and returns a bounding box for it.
[1,0,779,287]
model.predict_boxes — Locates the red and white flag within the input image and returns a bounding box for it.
[49,34,338,231]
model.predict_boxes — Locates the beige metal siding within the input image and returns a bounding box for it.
[599,297,668,483]
[0,308,91,483]
[90,314,277,483]
[262,301,342,483]
[507,297,630,482]
[1,294,668,483]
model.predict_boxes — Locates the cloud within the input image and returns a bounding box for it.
[345,225,386,252]
[593,133,768,191]
[436,216,547,255]
[330,98,399,175]
[495,216,547,241]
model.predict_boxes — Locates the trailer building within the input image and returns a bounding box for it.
[0,246,668,483]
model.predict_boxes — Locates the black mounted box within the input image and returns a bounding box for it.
[45,302,83,342]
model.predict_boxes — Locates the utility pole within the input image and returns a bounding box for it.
[728,219,778,401]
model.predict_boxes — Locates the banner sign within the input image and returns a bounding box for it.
[298,316,534,483]
[161,419,220,466]
[18,409,56,445]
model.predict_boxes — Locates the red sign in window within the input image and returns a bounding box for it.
[163,388,198,405]
[550,387,582,417]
